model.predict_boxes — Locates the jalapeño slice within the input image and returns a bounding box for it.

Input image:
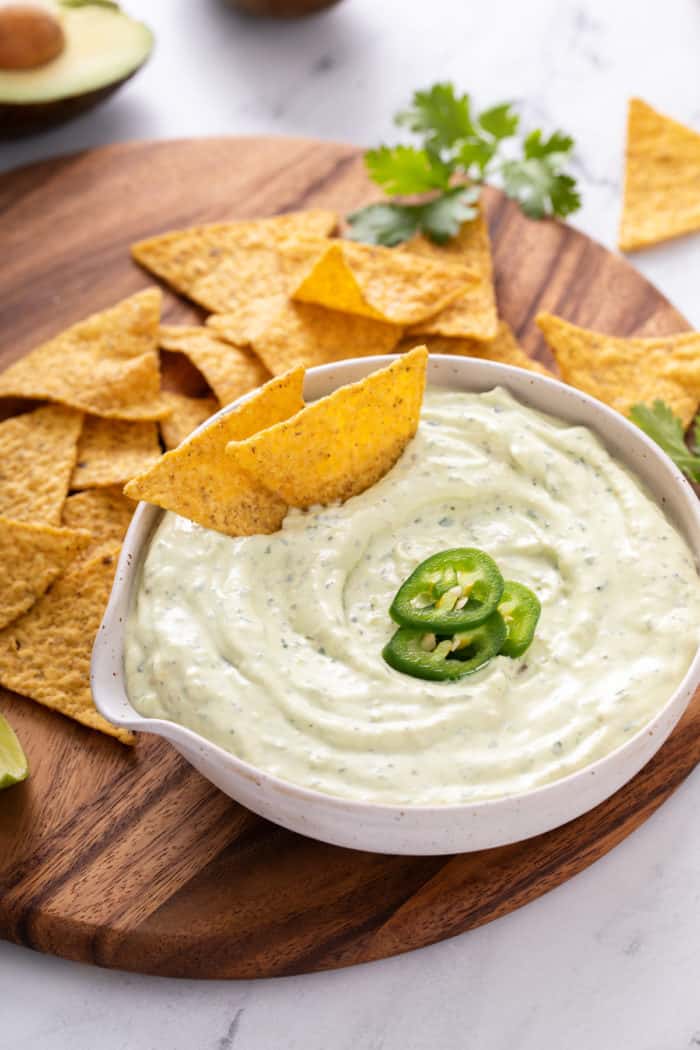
[498,580,541,658]
[390,548,504,632]
[382,612,507,682]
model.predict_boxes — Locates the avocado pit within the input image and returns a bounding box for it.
[0,4,65,70]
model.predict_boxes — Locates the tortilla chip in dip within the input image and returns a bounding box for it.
[619,98,700,252]
[159,392,219,450]
[131,210,337,301]
[209,298,403,376]
[0,517,91,629]
[124,369,306,536]
[0,545,134,744]
[226,346,427,508]
[158,325,269,404]
[290,240,473,325]
[537,312,700,426]
[405,321,552,376]
[0,404,82,524]
[62,487,135,564]
[0,289,169,420]
[403,211,499,341]
[71,417,162,489]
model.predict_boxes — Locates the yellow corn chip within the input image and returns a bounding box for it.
[404,321,552,376]
[0,517,92,630]
[158,325,270,403]
[131,211,338,300]
[0,405,82,524]
[124,369,306,536]
[291,240,473,325]
[70,417,162,489]
[536,313,700,426]
[159,392,219,450]
[0,289,169,420]
[190,235,330,314]
[620,99,700,252]
[226,346,427,508]
[0,545,134,744]
[62,487,135,564]
[403,212,499,340]
[209,298,403,376]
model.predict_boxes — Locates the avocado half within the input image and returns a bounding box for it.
[0,2,153,137]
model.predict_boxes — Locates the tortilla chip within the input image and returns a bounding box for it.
[159,392,219,450]
[0,517,92,630]
[131,211,338,301]
[402,212,499,340]
[0,545,134,744]
[404,321,552,376]
[226,346,427,508]
[124,369,306,536]
[536,313,700,427]
[208,298,403,376]
[190,236,330,315]
[0,405,82,524]
[62,487,135,564]
[619,99,700,252]
[158,325,269,404]
[0,289,169,420]
[70,417,162,489]
[290,240,473,325]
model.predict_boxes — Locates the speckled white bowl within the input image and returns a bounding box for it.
[91,355,700,855]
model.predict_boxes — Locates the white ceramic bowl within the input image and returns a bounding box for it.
[92,355,700,855]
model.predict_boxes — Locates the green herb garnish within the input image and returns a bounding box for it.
[348,83,581,247]
[630,400,700,482]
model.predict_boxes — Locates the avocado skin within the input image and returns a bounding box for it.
[0,64,143,138]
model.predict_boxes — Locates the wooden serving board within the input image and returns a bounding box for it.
[0,137,699,979]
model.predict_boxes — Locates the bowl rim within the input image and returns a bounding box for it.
[92,354,700,817]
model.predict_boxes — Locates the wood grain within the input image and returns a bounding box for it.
[0,137,697,979]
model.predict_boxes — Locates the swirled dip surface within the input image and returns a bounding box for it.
[125,387,700,804]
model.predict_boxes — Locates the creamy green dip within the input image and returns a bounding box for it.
[125,387,700,805]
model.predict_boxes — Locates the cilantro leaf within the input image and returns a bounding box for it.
[478,103,519,141]
[396,83,475,152]
[501,148,580,219]
[418,186,480,244]
[523,129,574,159]
[364,145,451,195]
[346,202,423,247]
[630,401,700,483]
[455,138,497,177]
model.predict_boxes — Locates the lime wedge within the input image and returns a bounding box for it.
[0,712,29,790]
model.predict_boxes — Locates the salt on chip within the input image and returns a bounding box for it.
[0,405,82,524]
[209,298,403,376]
[62,487,135,564]
[402,211,499,341]
[404,321,552,376]
[0,516,91,630]
[536,313,700,427]
[0,545,134,744]
[290,240,474,325]
[124,369,306,536]
[131,211,338,301]
[158,325,269,404]
[159,391,219,450]
[0,289,169,420]
[226,346,427,508]
[619,98,700,252]
[71,417,162,489]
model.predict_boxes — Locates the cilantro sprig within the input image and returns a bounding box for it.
[348,83,581,246]
[630,401,700,483]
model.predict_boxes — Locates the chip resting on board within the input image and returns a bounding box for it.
[124,369,306,536]
[70,417,162,489]
[0,405,82,524]
[0,545,134,744]
[619,98,700,252]
[537,313,700,426]
[0,517,91,629]
[403,321,552,376]
[290,240,474,325]
[61,487,135,565]
[159,392,219,450]
[0,289,169,420]
[226,346,428,508]
[158,325,269,404]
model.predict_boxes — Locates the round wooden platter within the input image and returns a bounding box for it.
[0,137,699,980]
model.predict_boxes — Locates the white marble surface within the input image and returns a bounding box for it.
[2,0,700,1046]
